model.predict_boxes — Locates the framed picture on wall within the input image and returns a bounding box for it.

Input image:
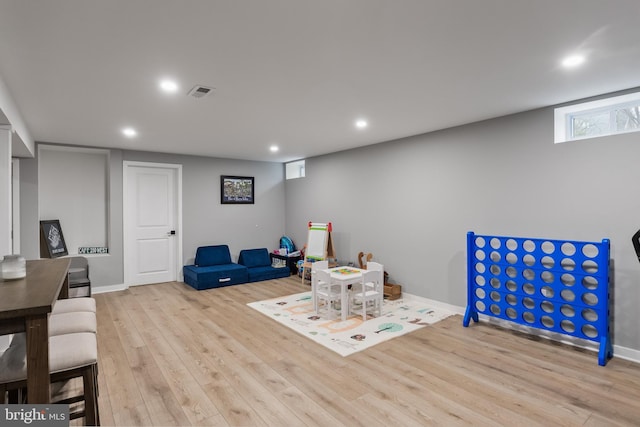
[40,219,69,258]
[221,175,255,204]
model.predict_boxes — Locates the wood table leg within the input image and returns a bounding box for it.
[58,272,69,300]
[25,315,50,403]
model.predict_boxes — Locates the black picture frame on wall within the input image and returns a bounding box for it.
[39,219,69,258]
[221,175,255,204]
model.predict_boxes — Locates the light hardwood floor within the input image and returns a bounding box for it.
[84,277,640,426]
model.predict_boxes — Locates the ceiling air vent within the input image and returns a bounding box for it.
[187,85,214,99]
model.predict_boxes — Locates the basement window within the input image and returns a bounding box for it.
[554,91,640,143]
[286,160,305,179]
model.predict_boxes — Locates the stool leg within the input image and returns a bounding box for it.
[7,388,20,403]
[82,365,99,426]
[93,364,100,425]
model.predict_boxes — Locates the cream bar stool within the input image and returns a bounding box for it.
[50,311,97,336]
[52,297,96,315]
[49,303,99,412]
[50,296,97,336]
[0,305,98,403]
[0,332,100,425]
[0,312,99,419]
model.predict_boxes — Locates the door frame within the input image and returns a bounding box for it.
[11,158,20,254]
[123,160,183,286]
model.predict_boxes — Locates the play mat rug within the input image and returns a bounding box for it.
[247,292,455,357]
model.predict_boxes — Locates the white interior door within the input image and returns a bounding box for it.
[124,162,182,286]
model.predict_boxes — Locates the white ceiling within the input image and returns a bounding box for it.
[1,0,639,163]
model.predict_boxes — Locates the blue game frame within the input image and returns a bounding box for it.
[463,232,613,366]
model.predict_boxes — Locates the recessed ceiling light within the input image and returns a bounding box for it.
[269,145,279,153]
[561,54,585,68]
[355,119,368,129]
[159,79,179,93]
[122,127,137,138]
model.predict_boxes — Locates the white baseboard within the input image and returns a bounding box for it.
[612,344,640,363]
[91,283,128,294]
[404,293,640,365]
[402,293,466,315]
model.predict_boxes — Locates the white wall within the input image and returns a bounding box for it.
[38,146,109,252]
[20,146,287,290]
[285,103,640,353]
[19,146,124,289]
[19,153,38,259]
[122,150,286,263]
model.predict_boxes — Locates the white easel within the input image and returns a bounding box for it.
[301,222,336,284]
